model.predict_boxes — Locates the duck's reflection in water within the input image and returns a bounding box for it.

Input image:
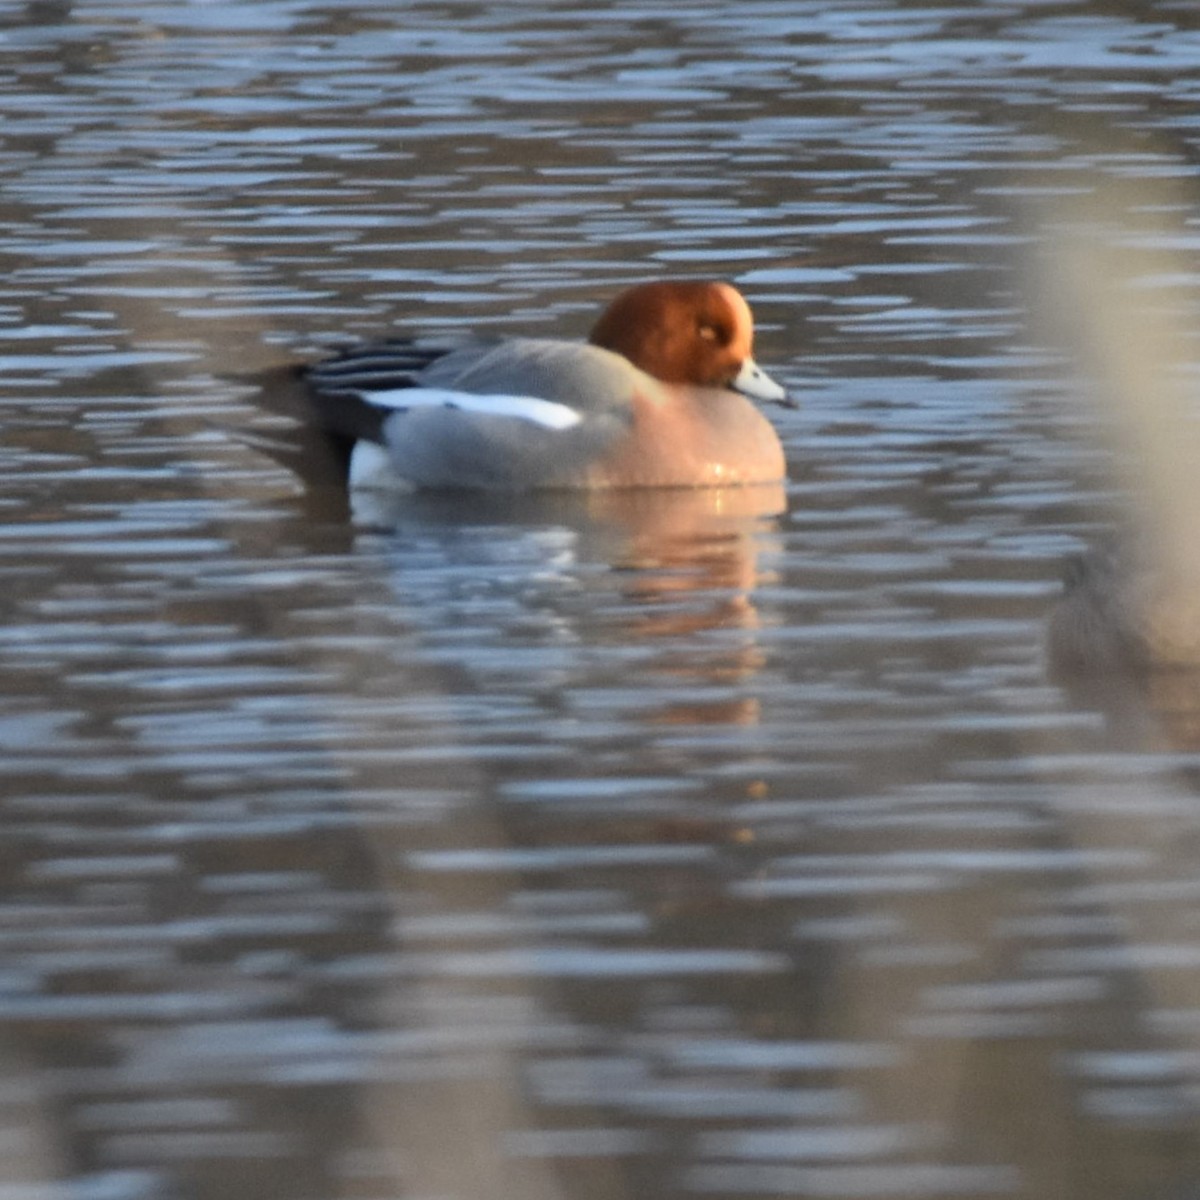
[588,486,784,727]
[352,481,784,701]
[331,482,787,1200]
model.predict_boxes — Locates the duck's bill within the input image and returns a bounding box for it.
[733,357,796,408]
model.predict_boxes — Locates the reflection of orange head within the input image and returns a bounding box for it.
[589,486,783,702]
[591,483,785,591]
[652,696,763,728]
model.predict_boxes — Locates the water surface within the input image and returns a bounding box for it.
[3,2,1200,1198]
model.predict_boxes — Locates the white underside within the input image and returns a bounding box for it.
[367,387,584,430]
[349,439,411,491]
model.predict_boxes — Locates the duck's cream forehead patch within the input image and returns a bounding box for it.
[715,282,753,333]
[712,283,755,351]
[370,387,583,430]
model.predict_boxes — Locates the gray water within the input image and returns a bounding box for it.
[3,2,1200,1198]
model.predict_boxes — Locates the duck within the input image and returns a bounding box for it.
[299,280,792,491]
[1045,538,1200,750]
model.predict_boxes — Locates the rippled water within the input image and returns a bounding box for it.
[4,2,1200,1198]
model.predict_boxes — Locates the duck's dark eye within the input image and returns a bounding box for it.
[697,322,727,343]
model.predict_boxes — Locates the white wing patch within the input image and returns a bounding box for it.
[367,387,583,431]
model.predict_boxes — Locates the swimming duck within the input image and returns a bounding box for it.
[300,279,791,491]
